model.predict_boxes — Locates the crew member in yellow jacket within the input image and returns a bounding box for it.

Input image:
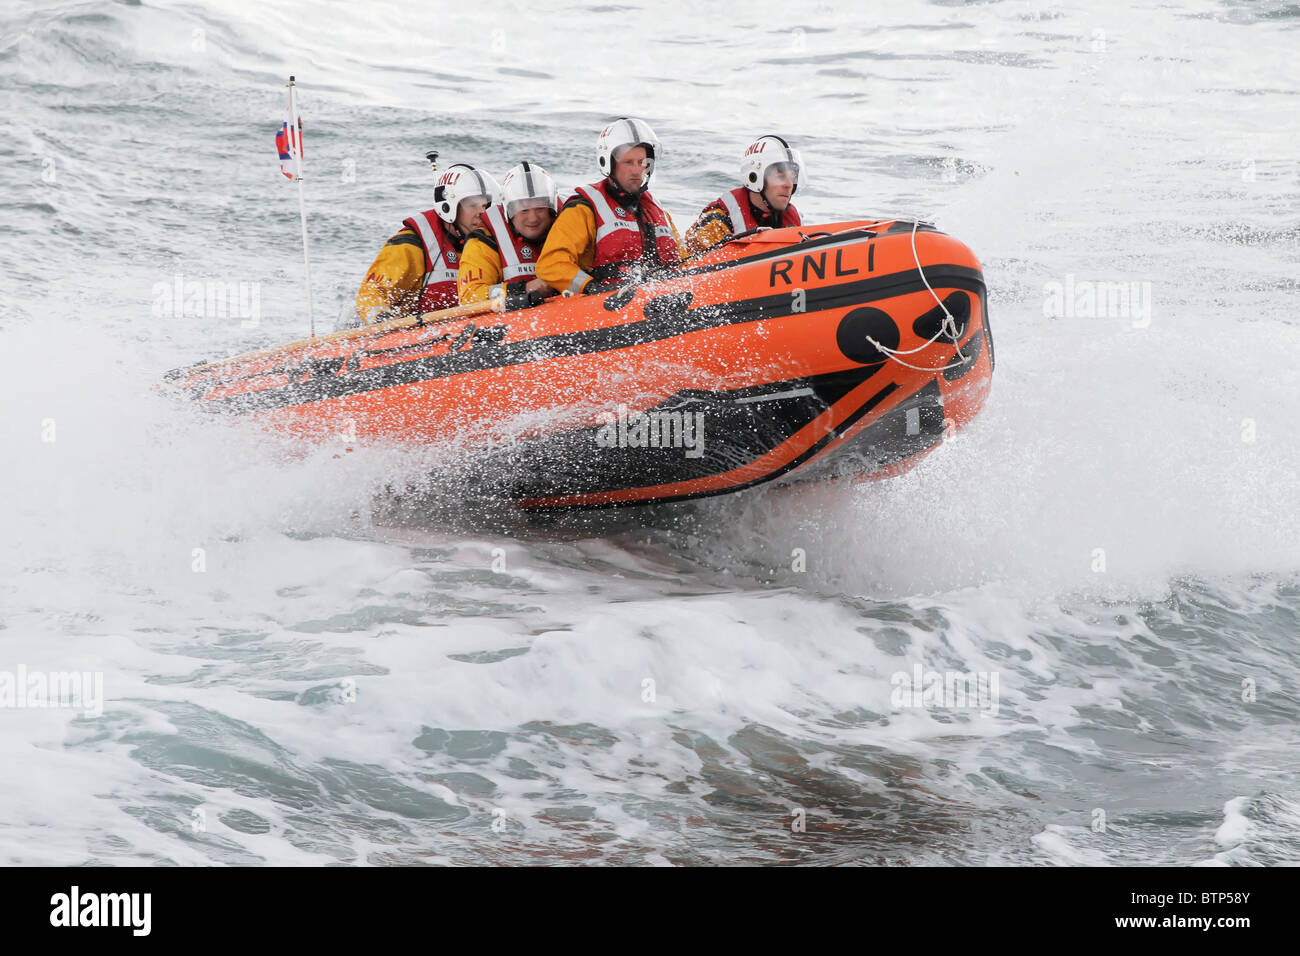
[458,161,562,312]
[684,134,804,257]
[536,117,683,296]
[354,163,500,325]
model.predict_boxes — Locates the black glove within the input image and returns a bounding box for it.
[504,286,547,311]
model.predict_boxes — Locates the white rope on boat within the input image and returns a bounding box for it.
[864,219,971,372]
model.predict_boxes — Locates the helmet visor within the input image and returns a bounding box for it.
[506,196,554,219]
[611,146,654,166]
[764,159,801,188]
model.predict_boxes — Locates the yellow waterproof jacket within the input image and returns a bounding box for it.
[456,236,505,305]
[354,228,427,324]
[684,192,800,258]
[536,201,685,295]
[683,203,734,258]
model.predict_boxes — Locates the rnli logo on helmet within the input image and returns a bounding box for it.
[745,142,768,156]
[437,171,461,187]
[520,245,534,259]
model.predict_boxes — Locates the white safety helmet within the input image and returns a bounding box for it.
[596,117,660,187]
[740,134,804,197]
[500,161,560,219]
[433,164,501,224]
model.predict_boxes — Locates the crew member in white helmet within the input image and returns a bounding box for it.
[685,135,803,256]
[536,117,683,296]
[458,161,562,311]
[354,163,500,324]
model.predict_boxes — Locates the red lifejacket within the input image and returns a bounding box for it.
[401,209,464,313]
[477,203,545,293]
[572,180,680,282]
[710,185,802,232]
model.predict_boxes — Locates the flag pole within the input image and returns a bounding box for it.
[288,75,315,338]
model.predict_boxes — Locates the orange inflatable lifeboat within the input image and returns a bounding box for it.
[166,219,993,510]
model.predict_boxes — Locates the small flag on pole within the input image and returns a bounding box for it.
[275,75,314,336]
[275,114,303,180]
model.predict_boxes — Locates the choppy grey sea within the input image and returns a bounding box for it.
[2,0,1299,865]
